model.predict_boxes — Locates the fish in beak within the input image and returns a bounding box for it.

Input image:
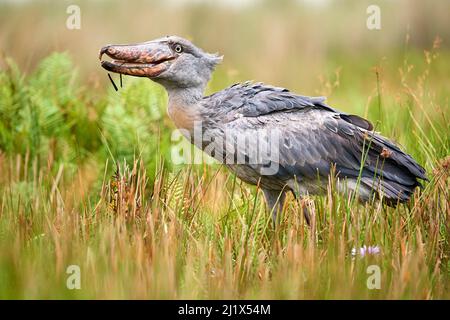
[99,40,177,77]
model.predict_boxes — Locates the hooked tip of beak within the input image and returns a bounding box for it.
[99,45,111,61]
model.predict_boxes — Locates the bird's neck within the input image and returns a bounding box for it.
[166,86,205,132]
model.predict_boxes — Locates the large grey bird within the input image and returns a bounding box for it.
[100,36,426,223]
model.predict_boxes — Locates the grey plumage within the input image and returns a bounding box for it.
[100,36,427,224]
[198,82,426,220]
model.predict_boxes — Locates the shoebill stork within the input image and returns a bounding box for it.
[100,36,427,223]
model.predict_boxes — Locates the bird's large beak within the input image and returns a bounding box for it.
[99,41,176,77]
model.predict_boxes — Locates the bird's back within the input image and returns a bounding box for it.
[199,82,426,204]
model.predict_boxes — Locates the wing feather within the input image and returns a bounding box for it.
[203,82,426,203]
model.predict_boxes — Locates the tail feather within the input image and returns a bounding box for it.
[353,130,427,205]
[360,177,414,205]
[367,132,427,181]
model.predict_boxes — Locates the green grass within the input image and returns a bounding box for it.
[0,45,448,299]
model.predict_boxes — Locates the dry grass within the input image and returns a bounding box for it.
[0,151,448,299]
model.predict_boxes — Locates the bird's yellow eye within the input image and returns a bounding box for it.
[174,44,183,53]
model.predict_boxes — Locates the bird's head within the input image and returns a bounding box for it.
[100,36,222,90]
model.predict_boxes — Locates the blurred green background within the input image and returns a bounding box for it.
[1,0,449,173]
[1,0,449,90]
[1,0,449,165]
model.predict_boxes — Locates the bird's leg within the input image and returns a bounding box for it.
[300,197,313,226]
[262,189,286,225]
[289,191,313,226]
